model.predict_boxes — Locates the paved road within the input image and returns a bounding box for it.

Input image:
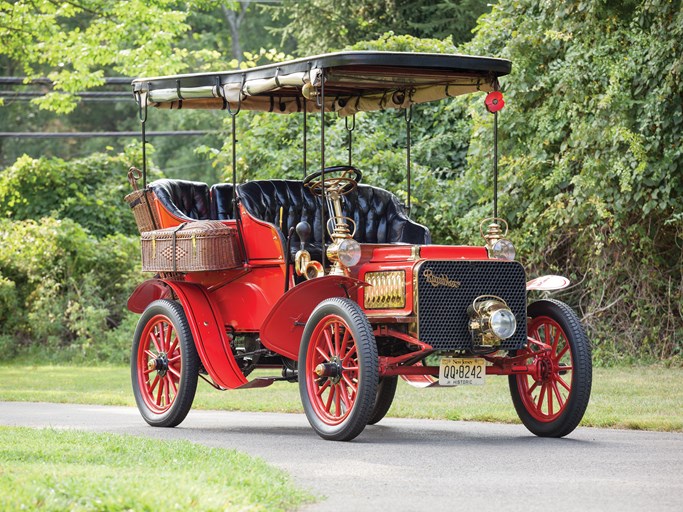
[1,402,682,511]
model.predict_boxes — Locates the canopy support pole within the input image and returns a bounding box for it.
[493,110,498,219]
[303,98,307,177]
[319,70,327,270]
[227,74,248,264]
[137,93,148,188]
[345,114,355,166]
[405,105,413,215]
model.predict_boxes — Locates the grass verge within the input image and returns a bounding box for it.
[0,365,681,432]
[0,426,313,512]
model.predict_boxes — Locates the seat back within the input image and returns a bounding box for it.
[210,183,235,220]
[149,179,210,221]
[237,180,324,242]
[237,179,430,247]
[343,185,431,245]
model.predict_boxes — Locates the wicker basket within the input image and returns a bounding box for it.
[141,220,241,273]
[125,188,161,233]
[124,167,161,234]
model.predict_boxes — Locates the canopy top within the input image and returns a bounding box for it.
[132,51,512,116]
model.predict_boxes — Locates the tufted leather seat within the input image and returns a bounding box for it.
[342,185,431,245]
[210,183,235,220]
[149,179,210,221]
[148,178,430,258]
[237,180,430,259]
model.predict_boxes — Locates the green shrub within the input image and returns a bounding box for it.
[0,145,162,238]
[0,217,140,361]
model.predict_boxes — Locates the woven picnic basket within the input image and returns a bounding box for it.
[141,220,241,273]
[124,167,161,233]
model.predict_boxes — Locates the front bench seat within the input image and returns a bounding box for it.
[209,183,235,220]
[237,180,430,261]
[149,179,211,222]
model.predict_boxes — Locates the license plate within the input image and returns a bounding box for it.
[439,357,486,386]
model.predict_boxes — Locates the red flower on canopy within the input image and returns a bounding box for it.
[485,91,505,113]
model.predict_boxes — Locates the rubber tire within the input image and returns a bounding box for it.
[131,299,200,427]
[509,299,592,437]
[367,376,398,425]
[299,298,378,441]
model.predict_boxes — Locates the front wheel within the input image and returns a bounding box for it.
[509,299,592,437]
[131,299,199,427]
[367,376,398,425]
[299,298,378,441]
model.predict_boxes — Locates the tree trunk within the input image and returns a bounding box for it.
[221,2,251,63]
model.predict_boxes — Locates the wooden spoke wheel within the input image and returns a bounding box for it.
[509,299,592,437]
[299,298,378,441]
[131,300,199,427]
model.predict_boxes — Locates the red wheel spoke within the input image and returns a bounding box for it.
[343,365,359,372]
[551,380,564,408]
[149,331,162,353]
[339,329,351,359]
[552,328,561,351]
[342,374,357,394]
[528,379,539,395]
[164,377,172,406]
[547,383,554,415]
[339,384,351,410]
[537,382,547,410]
[323,327,335,356]
[342,345,357,365]
[316,380,331,397]
[334,385,342,417]
[316,346,328,361]
[556,344,570,361]
[143,368,155,376]
[168,338,178,357]
[168,366,181,379]
[155,378,164,406]
[324,385,335,412]
[168,354,181,364]
[149,375,160,393]
[557,374,571,391]
[170,379,178,397]
[333,323,341,354]
[164,324,173,352]
[145,349,157,360]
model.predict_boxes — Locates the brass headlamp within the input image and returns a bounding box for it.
[468,295,517,348]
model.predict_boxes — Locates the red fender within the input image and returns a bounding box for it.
[259,276,365,360]
[127,279,247,390]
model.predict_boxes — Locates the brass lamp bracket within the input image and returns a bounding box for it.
[480,217,509,248]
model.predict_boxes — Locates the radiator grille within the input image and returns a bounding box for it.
[416,260,527,351]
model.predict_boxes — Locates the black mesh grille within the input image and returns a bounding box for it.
[416,260,527,351]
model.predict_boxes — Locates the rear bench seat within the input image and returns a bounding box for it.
[148,179,211,221]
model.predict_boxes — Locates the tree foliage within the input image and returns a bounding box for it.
[267,0,489,55]
[0,0,227,113]
[460,0,683,361]
[0,146,162,237]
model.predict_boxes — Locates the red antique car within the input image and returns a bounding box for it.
[126,51,591,441]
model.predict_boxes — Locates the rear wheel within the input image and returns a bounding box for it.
[367,376,398,425]
[299,298,378,441]
[509,299,592,437]
[131,299,199,427]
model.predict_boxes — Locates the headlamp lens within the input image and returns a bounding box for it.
[337,238,361,267]
[491,239,516,260]
[490,309,517,339]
